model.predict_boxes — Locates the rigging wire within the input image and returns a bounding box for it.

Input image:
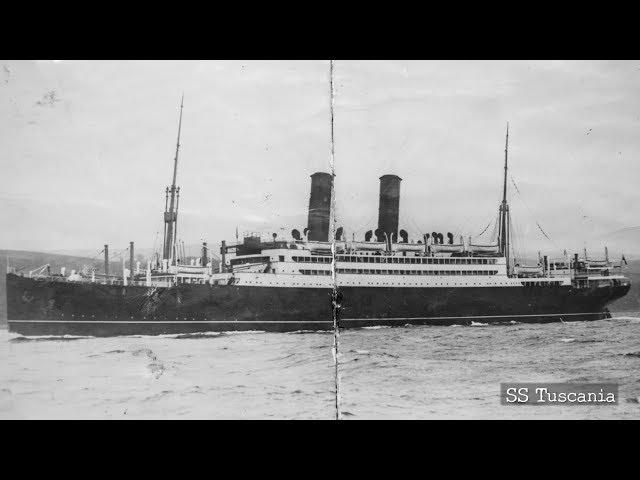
[451,211,476,239]
[350,212,377,240]
[86,247,106,264]
[406,214,426,240]
[510,175,562,254]
[472,211,499,241]
[510,212,525,264]
[475,219,493,238]
[152,229,161,259]
[489,212,499,244]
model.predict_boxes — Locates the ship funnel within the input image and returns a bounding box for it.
[377,174,402,243]
[307,172,333,242]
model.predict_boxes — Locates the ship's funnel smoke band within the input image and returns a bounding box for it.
[307,172,333,242]
[377,174,402,242]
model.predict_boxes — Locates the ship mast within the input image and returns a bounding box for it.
[498,123,510,275]
[162,94,184,265]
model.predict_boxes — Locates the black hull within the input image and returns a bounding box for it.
[5,273,630,336]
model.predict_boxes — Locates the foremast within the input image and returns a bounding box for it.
[163,95,184,265]
[498,123,511,276]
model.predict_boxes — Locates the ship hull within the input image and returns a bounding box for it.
[5,273,630,336]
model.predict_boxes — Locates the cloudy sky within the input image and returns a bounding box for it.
[1,60,638,259]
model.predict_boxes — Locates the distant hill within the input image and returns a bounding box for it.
[47,244,221,262]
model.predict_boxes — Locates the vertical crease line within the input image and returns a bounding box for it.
[329,59,341,421]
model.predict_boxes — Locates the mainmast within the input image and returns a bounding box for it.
[498,123,510,275]
[162,94,184,264]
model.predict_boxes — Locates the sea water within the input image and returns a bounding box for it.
[1,314,639,419]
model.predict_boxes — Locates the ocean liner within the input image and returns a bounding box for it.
[5,102,631,336]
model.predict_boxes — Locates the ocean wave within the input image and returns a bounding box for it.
[169,332,225,340]
[143,390,174,402]
[132,348,165,379]
[122,330,267,340]
[132,348,155,358]
[361,326,391,330]
[470,321,488,327]
[610,316,640,323]
[9,334,95,343]
[493,320,521,326]
[270,352,296,361]
[88,349,126,357]
[380,352,400,359]
[287,329,331,335]
[222,330,267,335]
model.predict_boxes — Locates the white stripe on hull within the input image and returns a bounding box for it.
[7,311,607,325]
[8,319,331,324]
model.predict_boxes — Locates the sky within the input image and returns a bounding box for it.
[1,60,639,260]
